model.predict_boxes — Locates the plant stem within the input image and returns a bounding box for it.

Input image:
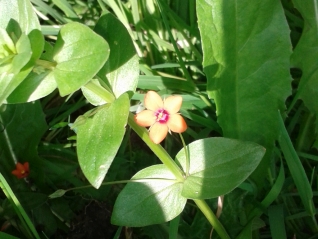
[194,199,231,239]
[128,113,185,181]
[86,85,229,237]
[68,178,177,192]
[83,82,184,181]
[179,133,189,176]
[35,59,57,69]
[84,80,115,103]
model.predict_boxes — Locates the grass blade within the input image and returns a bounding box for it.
[277,111,316,219]
[0,173,41,239]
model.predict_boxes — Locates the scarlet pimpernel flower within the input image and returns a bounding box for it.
[12,162,29,179]
[134,91,187,144]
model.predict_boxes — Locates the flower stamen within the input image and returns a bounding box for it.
[155,109,169,123]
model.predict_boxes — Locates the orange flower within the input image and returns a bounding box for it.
[12,162,29,179]
[135,91,187,144]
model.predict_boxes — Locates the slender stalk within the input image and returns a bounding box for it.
[85,84,229,237]
[69,178,177,192]
[179,133,189,176]
[35,59,56,69]
[84,81,115,103]
[128,113,185,181]
[194,199,231,239]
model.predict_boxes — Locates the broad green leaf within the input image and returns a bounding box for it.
[291,0,318,132]
[197,0,291,175]
[176,138,265,199]
[111,164,187,227]
[53,22,110,96]
[0,0,40,34]
[77,93,129,188]
[6,71,57,103]
[0,102,47,184]
[95,12,139,98]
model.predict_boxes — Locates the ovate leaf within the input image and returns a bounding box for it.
[53,22,110,96]
[176,138,265,199]
[77,93,129,188]
[112,165,187,227]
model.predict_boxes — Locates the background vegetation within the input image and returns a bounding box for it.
[0,0,317,238]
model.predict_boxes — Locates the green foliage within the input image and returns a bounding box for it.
[197,0,292,148]
[112,164,187,227]
[291,0,318,132]
[77,93,130,188]
[53,22,109,96]
[0,0,318,238]
[176,138,265,199]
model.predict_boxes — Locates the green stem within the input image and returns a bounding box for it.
[67,178,177,192]
[179,133,189,176]
[194,199,231,239]
[84,81,115,103]
[85,85,229,237]
[35,59,56,70]
[128,113,185,181]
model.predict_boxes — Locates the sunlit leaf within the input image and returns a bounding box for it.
[112,164,187,227]
[53,22,110,96]
[176,138,265,199]
[77,93,129,188]
[197,0,292,181]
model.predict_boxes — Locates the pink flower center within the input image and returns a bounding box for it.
[155,108,169,124]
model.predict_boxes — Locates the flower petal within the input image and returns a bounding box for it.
[167,114,187,133]
[144,91,163,111]
[16,162,24,171]
[149,122,168,144]
[23,162,29,172]
[164,95,182,114]
[135,110,156,127]
[11,170,21,178]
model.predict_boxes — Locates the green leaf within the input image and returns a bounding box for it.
[77,93,129,188]
[176,138,265,199]
[277,113,315,216]
[6,71,57,103]
[111,165,187,227]
[0,31,35,104]
[197,0,291,160]
[0,102,47,185]
[6,30,50,103]
[0,0,40,34]
[291,0,318,132]
[53,22,110,96]
[95,12,139,98]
